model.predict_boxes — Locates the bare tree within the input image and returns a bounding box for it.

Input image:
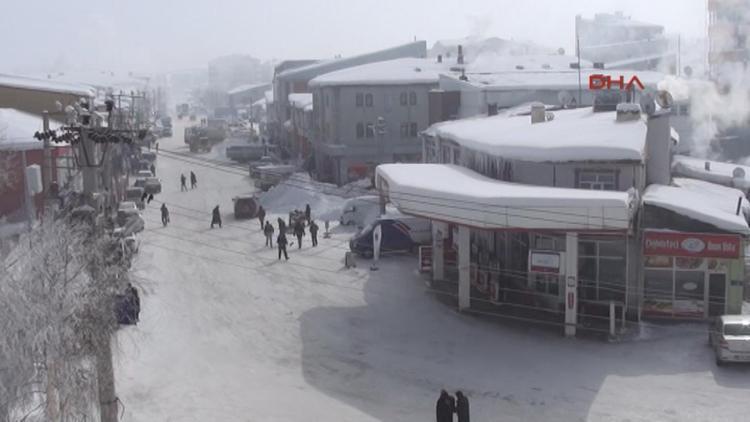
[0,217,125,421]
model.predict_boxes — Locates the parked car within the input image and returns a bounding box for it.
[117,201,140,226]
[136,169,153,179]
[134,178,148,189]
[232,196,259,219]
[709,315,750,365]
[226,144,266,163]
[125,187,145,209]
[249,155,281,178]
[349,214,432,258]
[141,151,157,163]
[144,177,162,194]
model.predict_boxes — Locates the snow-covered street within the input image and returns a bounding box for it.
[111,122,750,422]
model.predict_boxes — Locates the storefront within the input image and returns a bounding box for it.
[641,230,744,319]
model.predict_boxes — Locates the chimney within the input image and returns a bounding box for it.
[437,54,443,63]
[488,103,498,116]
[459,68,468,82]
[645,111,671,186]
[705,161,711,171]
[616,103,641,122]
[457,45,464,65]
[530,103,546,124]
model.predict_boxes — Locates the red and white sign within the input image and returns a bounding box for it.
[643,231,741,259]
[589,74,645,91]
[529,251,561,274]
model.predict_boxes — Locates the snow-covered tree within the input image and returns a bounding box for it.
[0,217,127,421]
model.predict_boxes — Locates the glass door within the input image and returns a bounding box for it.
[707,273,727,317]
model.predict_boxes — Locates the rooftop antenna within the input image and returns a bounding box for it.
[575,15,583,108]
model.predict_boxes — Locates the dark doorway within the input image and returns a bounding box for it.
[708,273,726,317]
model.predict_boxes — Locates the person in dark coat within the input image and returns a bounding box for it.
[277,233,289,260]
[150,163,156,176]
[455,391,469,422]
[147,193,154,204]
[140,191,148,203]
[293,220,305,249]
[304,203,311,223]
[309,220,319,247]
[264,221,274,248]
[180,173,187,192]
[436,390,455,422]
[277,217,286,235]
[160,203,169,226]
[126,282,140,323]
[257,205,266,229]
[211,205,222,228]
[190,171,197,189]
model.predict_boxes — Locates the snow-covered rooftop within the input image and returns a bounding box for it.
[0,108,63,151]
[450,69,665,91]
[310,58,451,87]
[33,70,147,92]
[288,93,313,111]
[0,73,94,97]
[643,181,750,235]
[377,163,633,231]
[426,107,647,163]
[227,83,271,95]
[672,155,750,192]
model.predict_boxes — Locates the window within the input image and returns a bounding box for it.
[400,123,409,138]
[578,238,627,302]
[356,123,364,138]
[365,93,373,107]
[365,123,374,138]
[409,91,417,105]
[577,170,617,190]
[409,122,418,137]
[400,92,407,105]
[356,93,363,107]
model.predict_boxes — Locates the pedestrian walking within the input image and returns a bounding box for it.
[126,282,140,323]
[257,205,266,229]
[455,391,469,422]
[309,220,319,247]
[304,203,311,223]
[293,220,305,249]
[180,173,187,192]
[150,163,156,176]
[190,171,197,189]
[140,191,148,204]
[147,193,154,204]
[211,205,222,228]
[277,233,289,260]
[264,221,274,248]
[155,142,159,153]
[160,203,170,226]
[436,390,455,422]
[277,217,286,235]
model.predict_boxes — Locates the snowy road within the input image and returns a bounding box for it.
[115,120,750,422]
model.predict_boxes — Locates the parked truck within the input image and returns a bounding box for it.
[184,118,227,152]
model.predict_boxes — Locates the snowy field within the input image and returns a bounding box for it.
[115,121,750,422]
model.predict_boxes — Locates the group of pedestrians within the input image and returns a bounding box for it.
[436,390,470,422]
[180,171,198,192]
[254,203,322,261]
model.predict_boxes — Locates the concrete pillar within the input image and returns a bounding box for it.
[458,225,471,310]
[564,232,579,337]
[432,222,445,282]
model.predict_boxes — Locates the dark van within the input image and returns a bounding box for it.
[349,215,431,258]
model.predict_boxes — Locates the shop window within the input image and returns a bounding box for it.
[644,269,673,301]
[675,271,705,316]
[533,273,560,296]
[356,93,364,107]
[579,238,626,302]
[365,93,373,107]
[577,170,617,190]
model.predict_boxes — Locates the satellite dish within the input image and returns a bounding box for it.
[557,91,575,108]
[655,90,674,110]
[639,92,656,116]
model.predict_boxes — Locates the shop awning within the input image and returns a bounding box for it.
[375,164,635,231]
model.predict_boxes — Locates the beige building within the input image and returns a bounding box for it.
[0,74,94,117]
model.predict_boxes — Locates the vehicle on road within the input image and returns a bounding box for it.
[253,164,296,191]
[226,144,267,163]
[709,315,750,365]
[349,214,431,258]
[185,118,227,152]
[249,155,281,177]
[125,187,145,210]
[144,177,162,194]
[117,201,140,226]
[141,151,157,163]
[136,169,153,179]
[232,196,259,219]
[133,178,148,189]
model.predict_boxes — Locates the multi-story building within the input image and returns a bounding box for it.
[576,12,675,71]
[708,0,750,80]
[308,57,454,185]
[272,41,427,160]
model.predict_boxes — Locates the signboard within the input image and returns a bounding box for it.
[643,231,741,259]
[529,251,561,274]
[419,245,432,273]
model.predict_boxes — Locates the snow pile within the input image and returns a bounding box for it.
[258,173,372,221]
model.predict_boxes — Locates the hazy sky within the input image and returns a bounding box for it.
[0,0,706,75]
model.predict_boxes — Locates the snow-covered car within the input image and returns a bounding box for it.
[136,169,153,179]
[134,178,148,189]
[144,177,162,194]
[249,156,281,177]
[117,201,140,226]
[709,315,750,365]
[141,151,157,163]
[125,187,145,210]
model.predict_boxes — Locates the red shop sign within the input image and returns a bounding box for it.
[643,231,741,259]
